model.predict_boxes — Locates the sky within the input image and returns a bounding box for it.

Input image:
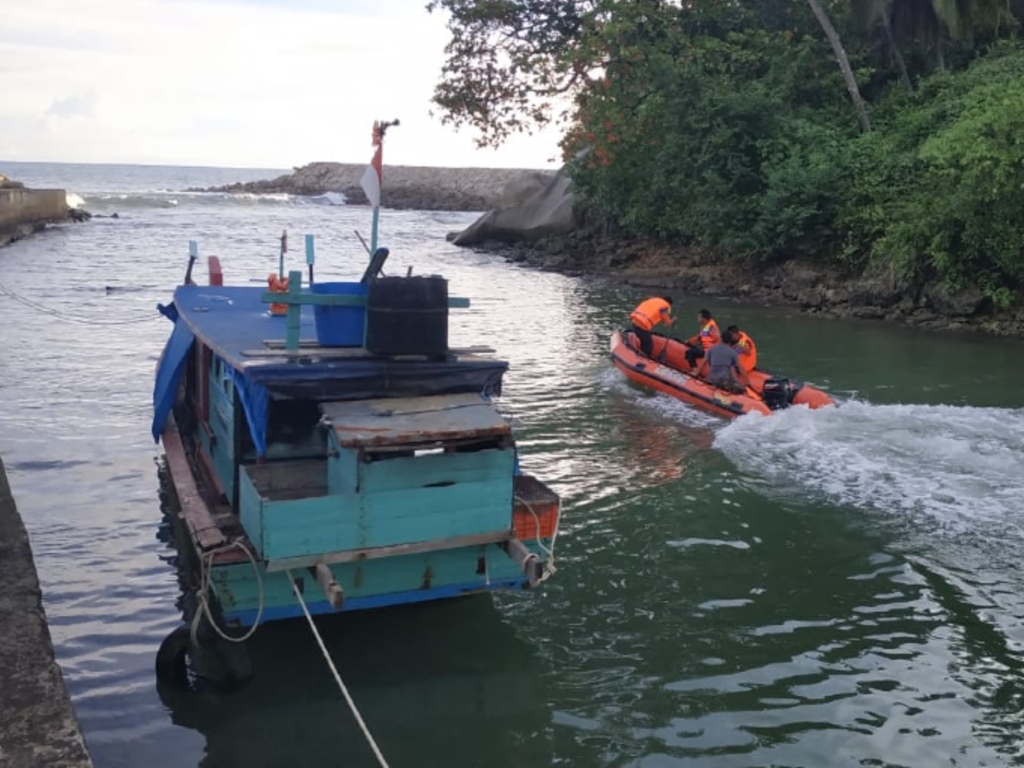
[0,0,565,169]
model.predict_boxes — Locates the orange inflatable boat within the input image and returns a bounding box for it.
[610,330,836,418]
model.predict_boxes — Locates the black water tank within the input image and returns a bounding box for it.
[365,275,449,357]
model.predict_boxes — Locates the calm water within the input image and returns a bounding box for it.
[2,161,1024,768]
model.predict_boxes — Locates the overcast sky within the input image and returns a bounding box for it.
[1,0,564,169]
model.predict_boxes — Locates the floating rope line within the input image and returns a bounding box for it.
[0,282,157,325]
[286,569,390,768]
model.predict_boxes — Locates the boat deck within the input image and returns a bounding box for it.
[171,285,494,370]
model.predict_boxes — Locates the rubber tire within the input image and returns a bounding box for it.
[155,625,192,689]
[155,623,253,692]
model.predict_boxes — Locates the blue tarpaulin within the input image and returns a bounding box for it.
[232,369,270,457]
[151,312,195,443]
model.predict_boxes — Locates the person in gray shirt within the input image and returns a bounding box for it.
[694,330,748,393]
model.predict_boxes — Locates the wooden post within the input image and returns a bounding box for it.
[285,270,302,351]
[505,539,543,587]
[305,234,315,285]
[208,256,223,286]
[278,230,288,278]
[312,563,344,609]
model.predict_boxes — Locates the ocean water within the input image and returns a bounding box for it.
[2,161,1024,767]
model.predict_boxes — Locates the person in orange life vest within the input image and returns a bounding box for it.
[726,324,757,373]
[684,308,720,369]
[629,296,675,357]
[694,330,748,393]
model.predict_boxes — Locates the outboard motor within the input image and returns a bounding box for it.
[761,377,792,411]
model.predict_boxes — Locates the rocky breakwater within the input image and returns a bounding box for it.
[0,172,86,248]
[200,162,553,211]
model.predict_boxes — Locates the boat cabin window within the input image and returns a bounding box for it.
[210,356,231,395]
[240,399,326,462]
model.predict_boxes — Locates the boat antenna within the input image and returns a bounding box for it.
[184,240,198,286]
[278,230,288,278]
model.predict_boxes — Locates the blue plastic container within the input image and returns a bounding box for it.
[311,282,367,347]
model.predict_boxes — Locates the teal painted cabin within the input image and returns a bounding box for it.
[152,253,559,685]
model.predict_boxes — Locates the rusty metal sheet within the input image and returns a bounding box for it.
[320,393,511,448]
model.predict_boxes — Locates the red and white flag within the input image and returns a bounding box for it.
[359,122,383,208]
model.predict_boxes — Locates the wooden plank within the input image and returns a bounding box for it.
[322,393,511,448]
[161,414,228,551]
[265,529,512,573]
[313,563,344,609]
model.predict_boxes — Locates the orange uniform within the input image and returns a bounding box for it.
[732,330,757,372]
[630,297,673,331]
[696,319,720,349]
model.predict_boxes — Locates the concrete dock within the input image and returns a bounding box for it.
[0,173,69,248]
[0,453,93,767]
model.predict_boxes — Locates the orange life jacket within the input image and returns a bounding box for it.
[630,297,671,331]
[733,330,757,372]
[698,319,720,350]
[267,273,290,316]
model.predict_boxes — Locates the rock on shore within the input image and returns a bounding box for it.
[481,229,1024,336]
[200,162,555,211]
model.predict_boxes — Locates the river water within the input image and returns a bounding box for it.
[2,161,1023,768]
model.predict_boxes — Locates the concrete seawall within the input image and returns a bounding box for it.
[0,453,93,767]
[0,188,68,247]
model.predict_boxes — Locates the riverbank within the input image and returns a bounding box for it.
[199,162,554,211]
[488,230,1024,336]
[0,453,93,768]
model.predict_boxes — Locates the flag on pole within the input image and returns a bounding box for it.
[359,122,383,208]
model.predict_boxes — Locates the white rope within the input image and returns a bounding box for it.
[514,494,559,584]
[0,282,157,325]
[190,539,264,647]
[286,569,390,768]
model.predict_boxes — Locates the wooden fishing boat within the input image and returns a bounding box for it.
[609,329,835,418]
[152,125,559,690]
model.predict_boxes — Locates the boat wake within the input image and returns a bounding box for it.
[715,400,1024,534]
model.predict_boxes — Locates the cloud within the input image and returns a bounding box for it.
[0,0,566,169]
[47,92,97,118]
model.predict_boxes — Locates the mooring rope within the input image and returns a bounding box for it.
[285,569,390,768]
[514,494,559,583]
[190,539,264,648]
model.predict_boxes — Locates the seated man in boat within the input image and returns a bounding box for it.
[694,330,747,393]
[684,308,721,369]
[629,296,675,357]
[726,324,757,373]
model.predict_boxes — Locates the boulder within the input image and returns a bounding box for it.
[921,283,991,317]
[452,167,575,247]
[0,172,25,190]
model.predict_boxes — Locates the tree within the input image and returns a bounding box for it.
[426,0,591,147]
[805,0,873,132]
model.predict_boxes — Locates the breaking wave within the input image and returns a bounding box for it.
[67,190,352,213]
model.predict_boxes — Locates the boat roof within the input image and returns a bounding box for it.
[321,393,511,448]
[172,285,342,372]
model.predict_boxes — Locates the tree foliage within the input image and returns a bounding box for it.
[432,0,1024,304]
